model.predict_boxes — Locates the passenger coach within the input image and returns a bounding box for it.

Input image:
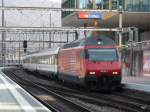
[23,48,59,78]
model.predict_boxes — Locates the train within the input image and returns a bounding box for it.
[23,34,122,90]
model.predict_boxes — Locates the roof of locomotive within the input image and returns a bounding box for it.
[23,47,60,59]
[62,34,116,49]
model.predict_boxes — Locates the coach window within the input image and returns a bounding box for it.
[39,57,42,64]
[49,56,51,65]
[35,57,37,64]
[48,56,50,64]
[52,55,54,65]
[36,57,38,64]
[39,57,41,64]
[35,57,38,64]
[34,58,36,63]
[49,56,50,64]
[32,58,34,63]
[53,55,55,65]
[49,56,51,64]
[54,55,57,65]
[31,57,35,64]
[32,57,34,63]
[50,56,52,65]
[44,56,47,64]
[33,58,35,63]
[53,55,55,64]
[43,56,45,64]
[37,57,40,64]
[51,56,53,65]
[54,55,56,65]
[27,58,29,63]
[42,56,45,64]
[29,58,31,64]
[24,59,26,63]
[30,58,32,63]
[46,56,49,64]
[29,58,31,63]
[31,58,33,63]
[28,58,30,63]
[38,57,40,64]
[41,57,43,64]
[46,56,48,64]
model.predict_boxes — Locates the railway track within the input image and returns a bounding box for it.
[42,83,150,112]
[3,70,93,112]
[3,68,150,112]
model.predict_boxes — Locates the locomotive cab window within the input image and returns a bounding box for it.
[87,49,118,61]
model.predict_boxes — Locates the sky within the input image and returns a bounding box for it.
[4,0,61,7]
[0,0,61,27]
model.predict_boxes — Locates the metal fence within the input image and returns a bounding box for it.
[0,31,77,66]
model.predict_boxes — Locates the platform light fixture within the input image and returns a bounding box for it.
[113,72,118,75]
[89,72,96,75]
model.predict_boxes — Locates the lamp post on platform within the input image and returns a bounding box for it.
[1,0,6,67]
[118,6,123,47]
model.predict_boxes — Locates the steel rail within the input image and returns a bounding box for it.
[113,92,150,109]
[31,83,93,112]
[46,87,150,112]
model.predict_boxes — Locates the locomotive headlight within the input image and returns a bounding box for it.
[113,72,118,75]
[89,72,95,75]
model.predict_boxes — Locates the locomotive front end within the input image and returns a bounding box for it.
[85,47,122,90]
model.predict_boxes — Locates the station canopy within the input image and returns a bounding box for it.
[62,11,150,29]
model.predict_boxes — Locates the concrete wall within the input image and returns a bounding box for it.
[140,31,150,41]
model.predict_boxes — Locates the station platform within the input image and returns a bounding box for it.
[0,68,51,112]
[122,76,150,93]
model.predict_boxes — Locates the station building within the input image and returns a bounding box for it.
[62,0,150,77]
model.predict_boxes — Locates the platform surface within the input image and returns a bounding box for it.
[122,76,150,93]
[0,68,52,112]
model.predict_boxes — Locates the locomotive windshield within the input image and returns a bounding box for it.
[87,49,117,61]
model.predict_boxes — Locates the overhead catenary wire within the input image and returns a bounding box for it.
[0,27,122,32]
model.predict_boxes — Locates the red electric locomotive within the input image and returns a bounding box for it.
[58,34,122,90]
